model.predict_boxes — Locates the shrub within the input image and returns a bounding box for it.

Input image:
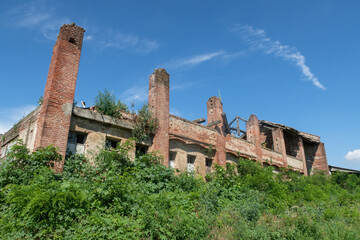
[132,103,158,141]
[1,140,360,239]
[94,89,129,118]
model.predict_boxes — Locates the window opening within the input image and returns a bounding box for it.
[187,155,196,173]
[205,158,213,174]
[106,139,119,150]
[136,145,148,157]
[169,151,176,168]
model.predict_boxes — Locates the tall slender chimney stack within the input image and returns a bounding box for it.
[34,23,85,171]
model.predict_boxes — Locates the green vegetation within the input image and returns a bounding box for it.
[94,89,157,141]
[0,141,360,239]
[38,96,43,105]
[132,104,158,142]
[94,89,129,118]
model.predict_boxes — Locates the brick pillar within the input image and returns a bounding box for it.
[207,96,226,166]
[34,23,85,171]
[312,143,329,175]
[148,68,170,166]
[272,128,288,168]
[246,115,262,163]
[298,137,308,176]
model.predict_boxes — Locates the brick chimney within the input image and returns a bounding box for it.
[148,68,170,166]
[34,23,85,171]
[207,96,226,166]
[246,115,263,163]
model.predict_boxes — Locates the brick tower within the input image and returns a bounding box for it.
[148,69,170,166]
[34,23,85,171]
[207,96,226,166]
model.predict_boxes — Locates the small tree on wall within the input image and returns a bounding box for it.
[94,89,129,118]
[132,104,158,142]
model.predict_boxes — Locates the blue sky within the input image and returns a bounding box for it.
[0,0,359,169]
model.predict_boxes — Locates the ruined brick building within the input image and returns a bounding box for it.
[0,24,329,175]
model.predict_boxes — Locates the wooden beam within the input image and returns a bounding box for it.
[230,127,246,134]
[236,117,241,136]
[238,116,247,122]
[221,113,231,134]
[228,116,237,126]
[207,120,221,128]
[192,117,206,124]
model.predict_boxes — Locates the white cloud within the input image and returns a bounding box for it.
[170,108,181,116]
[94,29,159,53]
[3,1,70,41]
[345,149,360,162]
[137,39,159,53]
[231,24,326,90]
[166,51,225,69]
[165,50,246,69]
[121,86,148,105]
[0,105,37,134]
[3,2,158,53]
[84,35,93,41]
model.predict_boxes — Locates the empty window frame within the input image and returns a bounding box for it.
[169,151,176,168]
[136,144,149,157]
[187,155,196,173]
[205,158,213,174]
[67,132,87,155]
[105,139,119,150]
[68,132,86,144]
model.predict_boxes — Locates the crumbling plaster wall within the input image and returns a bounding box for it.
[225,136,256,159]
[0,106,42,159]
[69,108,146,162]
[169,139,208,176]
[169,115,217,146]
[261,147,286,168]
[287,156,304,172]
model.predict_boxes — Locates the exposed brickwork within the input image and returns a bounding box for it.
[5,23,331,176]
[298,137,309,176]
[259,126,274,149]
[148,69,170,166]
[207,97,226,166]
[34,24,85,172]
[283,131,301,158]
[246,115,263,164]
[272,128,288,167]
[312,143,329,174]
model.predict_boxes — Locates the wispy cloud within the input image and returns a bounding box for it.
[120,86,148,105]
[0,105,37,134]
[3,1,70,41]
[165,50,246,69]
[345,149,360,162]
[2,1,157,53]
[231,24,326,90]
[98,30,159,53]
[170,108,181,116]
[166,51,225,69]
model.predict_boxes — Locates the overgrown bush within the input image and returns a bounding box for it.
[94,89,129,118]
[0,141,360,239]
[132,103,158,141]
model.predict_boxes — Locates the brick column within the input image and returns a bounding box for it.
[298,137,308,176]
[246,115,262,164]
[207,96,226,166]
[34,23,85,171]
[312,143,329,175]
[272,128,288,167]
[148,69,170,166]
